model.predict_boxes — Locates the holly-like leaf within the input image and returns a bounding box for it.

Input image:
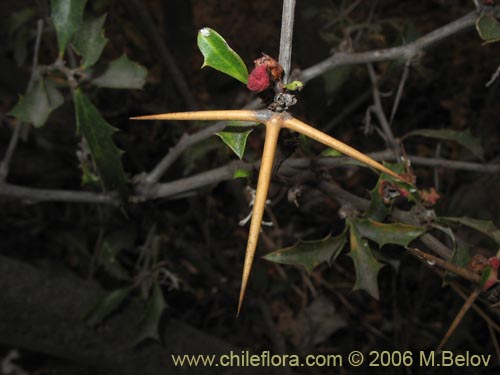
[367,162,416,220]
[197,28,249,84]
[353,218,427,248]
[476,12,500,44]
[216,129,253,159]
[9,78,64,128]
[440,217,500,246]
[73,89,128,194]
[215,121,256,159]
[263,232,347,274]
[348,223,384,300]
[135,283,167,344]
[51,0,87,56]
[91,54,147,89]
[72,14,108,69]
[404,128,484,160]
[86,287,131,326]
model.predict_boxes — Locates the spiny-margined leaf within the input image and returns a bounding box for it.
[72,14,108,69]
[9,78,63,128]
[91,54,147,89]
[86,287,131,326]
[134,283,167,344]
[73,89,128,194]
[215,121,257,159]
[348,223,384,300]
[263,232,347,274]
[216,129,253,159]
[51,0,87,55]
[476,12,500,44]
[197,27,248,84]
[366,162,416,220]
[353,218,427,248]
[404,128,484,160]
[440,216,500,246]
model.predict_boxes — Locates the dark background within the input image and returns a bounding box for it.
[1,0,500,374]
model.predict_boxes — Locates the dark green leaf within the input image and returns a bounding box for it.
[197,28,248,84]
[215,129,253,159]
[348,223,384,300]
[73,89,128,194]
[87,287,131,326]
[476,13,500,44]
[446,240,471,282]
[404,128,484,160]
[263,232,347,274]
[353,218,426,248]
[73,14,108,69]
[440,217,500,246]
[51,0,87,55]
[99,242,131,281]
[91,54,147,89]
[9,78,64,128]
[135,283,167,344]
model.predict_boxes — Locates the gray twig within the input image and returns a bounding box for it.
[301,12,476,83]
[389,58,412,124]
[367,64,400,157]
[278,0,297,83]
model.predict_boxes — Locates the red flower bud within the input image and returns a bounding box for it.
[247,64,270,92]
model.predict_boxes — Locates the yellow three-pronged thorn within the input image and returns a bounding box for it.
[131,109,406,315]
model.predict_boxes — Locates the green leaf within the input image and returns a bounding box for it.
[51,0,87,56]
[353,218,427,248]
[135,283,167,344]
[446,240,471,282]
[215,122,257,158]
[476,13,500,44]
[87,287,131,326]
[320,148,342,157]
[233,168,250,179]
[263,232,347,274]
[91,54,147,89]
[99,242,131,281]
[348,223,384,300]
[440,217,500,246]
[197,28,248,84]
[9,78,64,128]
[73,89,128,194]
[72,14,108,69]
[215,129,253,159]
[284,80,304,91]
[404,128,484,160]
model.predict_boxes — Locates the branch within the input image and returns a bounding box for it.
[367,64,400,156]
[278,0,297,83]
[0,183,118,205]
[301,11,477,83]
